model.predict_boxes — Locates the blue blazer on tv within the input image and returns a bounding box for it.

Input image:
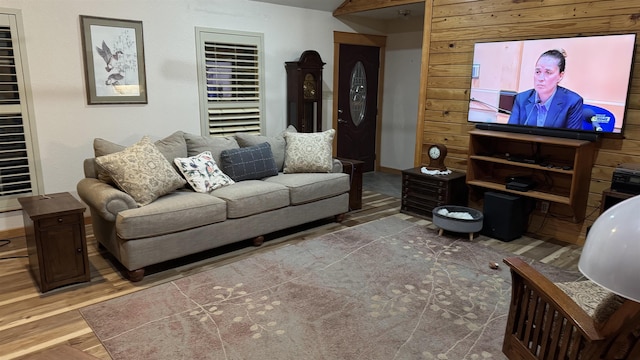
[507,86,584,129]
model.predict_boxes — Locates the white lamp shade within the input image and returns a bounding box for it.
[578,194,640,302]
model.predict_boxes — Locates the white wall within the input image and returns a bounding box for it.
[0,0,422,230]
[380,22,422,171]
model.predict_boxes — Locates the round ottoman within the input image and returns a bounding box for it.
[432,205,484,240]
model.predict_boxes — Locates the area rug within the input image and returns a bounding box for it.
[80,215,583,360]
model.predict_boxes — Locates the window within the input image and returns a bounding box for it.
[196,28,264,136]
[0,11,42,212]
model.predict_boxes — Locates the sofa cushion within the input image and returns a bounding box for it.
[264,172,350,205]
[235,134,285,171]
[116,190,227,239]
[183,132,239,166]
[283,129,335,173]
[174,151,235,193]
[95,136,187,206]
[211,180,289,218]
[234,125,296,171]
[219,142,278,181]
[556,280,625,324]
[154,131,188,164]
[94,131,187,183]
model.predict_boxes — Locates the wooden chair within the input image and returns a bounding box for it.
[502,257,640,360]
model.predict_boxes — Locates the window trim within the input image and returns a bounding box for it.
[0,8,43,212]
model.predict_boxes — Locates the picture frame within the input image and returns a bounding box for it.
[80,15,147,104]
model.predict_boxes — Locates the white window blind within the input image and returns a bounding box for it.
[196,28,264,136]
[0,12,41,211]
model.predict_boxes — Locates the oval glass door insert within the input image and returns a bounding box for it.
[349,61,366,127]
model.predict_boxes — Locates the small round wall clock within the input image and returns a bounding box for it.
[426,144,448,171]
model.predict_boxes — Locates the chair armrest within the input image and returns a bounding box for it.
[503,257,602,341]
[77,178,137,222]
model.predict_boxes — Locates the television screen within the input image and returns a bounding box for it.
[468,34,636,138]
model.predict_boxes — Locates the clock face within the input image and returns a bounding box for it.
[429,146,441,159]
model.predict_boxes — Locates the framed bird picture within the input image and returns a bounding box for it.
[80,16,147,104]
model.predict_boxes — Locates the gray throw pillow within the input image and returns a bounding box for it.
[219,142,278,181]
[234,126,297,172]
[183,132,239,166]
[235,133,286,172]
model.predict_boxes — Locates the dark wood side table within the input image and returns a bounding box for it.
[600,188,635,214]
[401,167,468,218]
[18,192,89,292]
[338,158,364,210]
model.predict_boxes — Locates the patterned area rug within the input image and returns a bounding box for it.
[80,215,582,359]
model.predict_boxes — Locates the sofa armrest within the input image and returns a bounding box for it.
[77,178,137,221]
[332,158,343,173]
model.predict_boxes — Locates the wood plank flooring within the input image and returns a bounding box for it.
[0,191,581,360]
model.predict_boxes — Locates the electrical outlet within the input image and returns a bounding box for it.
[540,201,550,214]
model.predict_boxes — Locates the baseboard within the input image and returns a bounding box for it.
[376,166,402,175]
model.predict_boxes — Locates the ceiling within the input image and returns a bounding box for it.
[250,0,343,12]
[248,0,425,20]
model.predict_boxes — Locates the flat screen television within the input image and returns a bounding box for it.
[468,34,637,141]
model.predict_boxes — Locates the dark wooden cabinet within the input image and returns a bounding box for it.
[19,192,89,292]
[338,158,364,210]
[600,188,635,214]
[401,167,468,218]
[285,50,325,133]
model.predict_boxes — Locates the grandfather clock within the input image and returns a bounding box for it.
[285,50,325,133]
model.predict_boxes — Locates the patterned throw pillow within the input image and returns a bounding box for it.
[283,129,335,173]
[219,142,278,181]
[95,136,187,206]
[174,151,235,192]
[93,131,187,183]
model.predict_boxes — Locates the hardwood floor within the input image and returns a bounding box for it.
[0,191,581,360]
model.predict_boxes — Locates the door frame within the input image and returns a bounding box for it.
[332,31,386,171]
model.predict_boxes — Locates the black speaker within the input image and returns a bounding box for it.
[481,191,527,241]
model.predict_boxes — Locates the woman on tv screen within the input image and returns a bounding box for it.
[507,49,583,129]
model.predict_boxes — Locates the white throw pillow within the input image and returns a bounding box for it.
[283,129,335,173]
[174,151,235,192]
[95,136,186,206]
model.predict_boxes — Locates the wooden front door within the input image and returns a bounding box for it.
[336,44,380,172]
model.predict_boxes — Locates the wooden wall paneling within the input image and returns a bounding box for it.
[433,0,603,16]
[426,88,469,101]
[595,150,640,167]
[418,117,469,132]
[415,0,434,166]
[429,17,631,42]
[417,0,640,244]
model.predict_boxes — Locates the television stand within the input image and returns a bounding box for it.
[467,129,595,222]
[474,123,600,142]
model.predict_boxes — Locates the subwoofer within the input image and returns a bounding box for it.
[481,191,526,241]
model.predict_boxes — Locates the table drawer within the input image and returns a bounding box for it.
[403,186,446,199]
[38,213,81,229]
[403,175,446,188]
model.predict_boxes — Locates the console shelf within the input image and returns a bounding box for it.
[467,129,595,222]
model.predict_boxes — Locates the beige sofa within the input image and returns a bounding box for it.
[77,129,350,281]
